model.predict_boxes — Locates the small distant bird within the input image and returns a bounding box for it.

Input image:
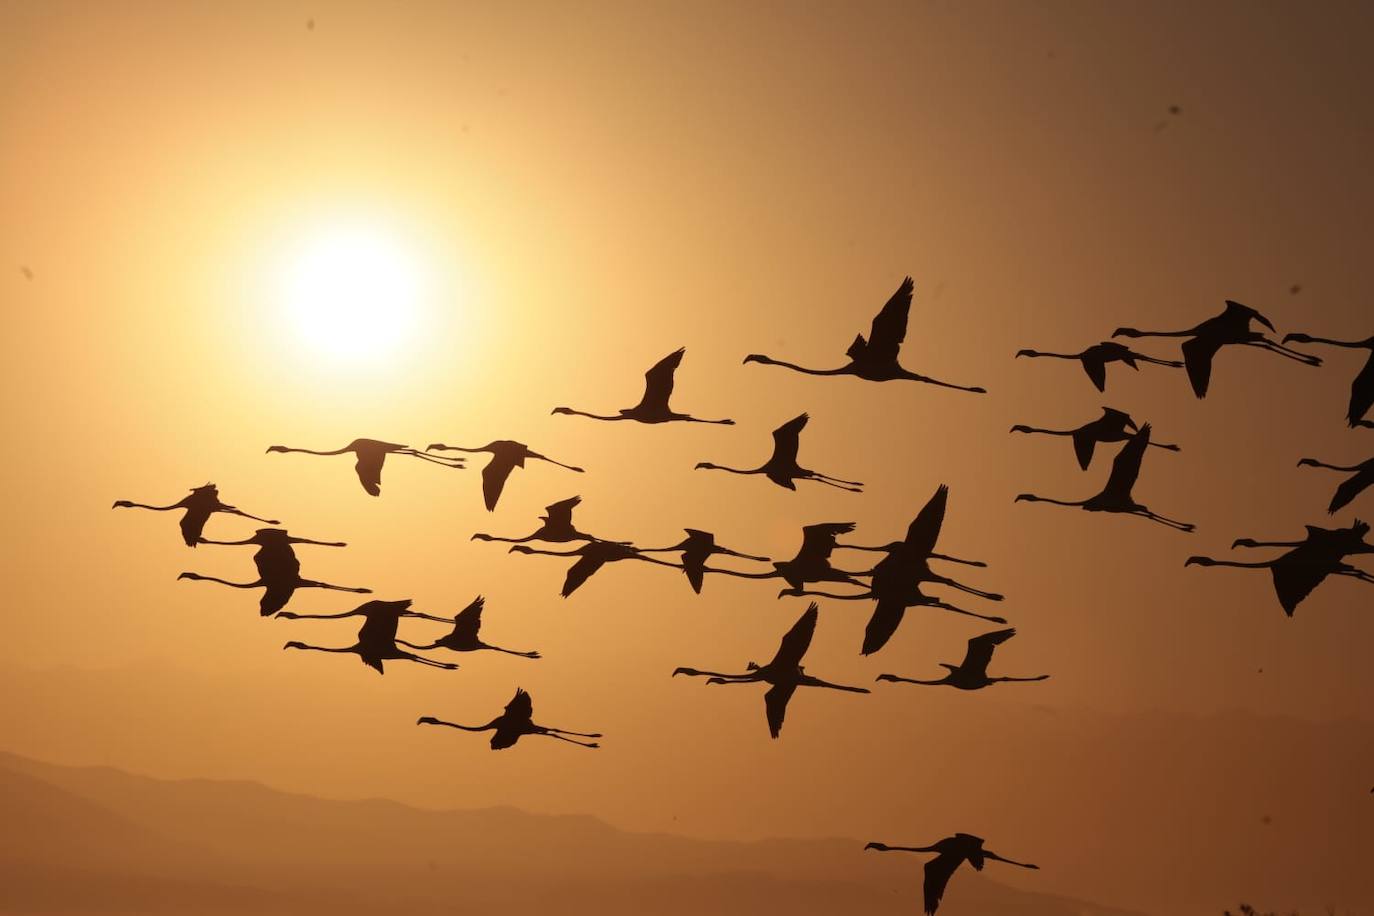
[672,603,869,739]
[1016,424,1195,531]
[1010,407,1180,470]
[508,541,682,597]
[638,529,770,593]
[266,438,464,496]
[1015,342,1182,392]
[427,440,583,510]
[1289,284,1302,295]
[417,688,601,749]
[283,599,458,674]
[742,277,987,392]
[865,834,1039,915]
[1297,455,1373,513]
[1282,332,1374,428]
[179,528,369,615]
[695,413,863,492]
[394,596,541,658]
[551,348,733,424]
[1114,300,1320,398]
[113,483,278,546]
[471,495,626,545]
[877,629,1048,690]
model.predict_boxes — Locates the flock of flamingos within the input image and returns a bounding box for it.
[112,279,1372,914]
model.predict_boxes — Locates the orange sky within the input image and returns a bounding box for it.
[2,2,1371,913]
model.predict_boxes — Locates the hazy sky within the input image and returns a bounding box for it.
[2,2,1372,912]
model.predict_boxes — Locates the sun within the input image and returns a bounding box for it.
[273,223,429,361]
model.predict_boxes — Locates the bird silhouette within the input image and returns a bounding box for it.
[391,596,541,658]
[1016,424,1195,531]
[695,413,862,492]
[865,833,1039,915]
[551,348,733,424]
[1282,332,1374,427]
[471,495,627,545]
[1010,407,1180,470]
[706,522,871,592]
[112,483,278,547]
[266,438,464,496]
[672,603,869,738]
[742,277,986,392]
[417,688,601,749]
[1113,300,1320,398]
[178,528,369,615]
[1015,341,1182,392]
[1186,520,1374,616]
[509,541,682,597]
[1297,455,1373,513]
[283,599,459,674]
[426,440,583,511]
[877,628,1048,689]
[638,529,770,593]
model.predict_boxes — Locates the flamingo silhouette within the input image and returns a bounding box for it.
[638,529,770,593]
[393,596,541,658]
[551,348,733,424]
[178,528,369,615]
[426,440,583,511]
[672,603,869,739]
[1010,407,1180,470]
[1016,424,1195,531]
[865,833,1039,915]
[112,483,278,547]
[1113,300,1320,398]
[706,522,871,593]
[283,599,459,674]
[742,277,986,392]
[417,688,601,749]
[266,438,464,496]
[471,496,626,546]
[877,628,1048,689]
[1015,341,1182,392]
[1297,455,1373,513]
[1282,332,1374,427]
[695,413,863,492]
[509,541,682,597]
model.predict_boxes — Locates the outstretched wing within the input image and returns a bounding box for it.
[768,603,819,669]
[505,688,533,721]
[1271,546,1334,617]
[923,852,962,915]
[561,553,606,597]
[905,485,949,557]
[861,598,906,656]
[451,596,485,641]
[357,609,400,646]
[482,453,520,511]
[797,522,855,564]
[1071,427,1098,470]
[1329,466,1373,514]
[353,453,384,497]
[862,276,914,364]
[764,681,798,739]
[1081,353,1108,392]
[635,348,685,413]
[543,496,582,528]
[960,628,1016,675]
[770,413,809,467]
[1348,350,1374,426]
[1181,335,1222,398]
[1102,424,1150,500]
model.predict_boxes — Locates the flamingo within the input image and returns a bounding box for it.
[1282,332,1374,427]
[417,688,601,749]
[638,529,770,593]
[1010,407,1180,470]
[471,496,627,546]
[551,348,733,424]
[877,628,1048,690]
[426,440,583,511]
[393,596,540,658]
[706,522,871,593]
[1015,341,1182,392]
[742,277,986,392]
[178,528,369,615]
[508,541,683,597]
[1297,455,1373,514]
[283,600,459,674]
[1113,300,1320,398]
[266,438,464,496]
[672,603,869,739]
[865,833,1039,915]
[695,413,863,492]
[1185,520,1374,616]
[1015,424,1195,531]
[112,483,278,547]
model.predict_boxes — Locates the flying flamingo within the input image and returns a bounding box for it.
[508,541,683,597]
[706,522,871,593]
[742,277,986,393]
[638,529,770,593]
[876,628,1048,690]
[865,833,1039,915]
[1297,455,1373,513]
[695,413,863,492]
[393,596,541,658]
[426,440,584,511]
[1282,331,1374,427]
[266,438,465,496]
[471,495,627,546]
[1113,300,1320,398]
[1010,407,1180,470]
[112,483,278,546]
[1015,424,1195,531]
[178,528,369,615]
[282,599,459,674]
[1015,341,1182,392]
[417,688,601,749]
[671,603,869,739]
[551,348,733,424]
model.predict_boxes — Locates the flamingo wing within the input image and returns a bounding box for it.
[451,596,485,642]
[863,276,914,364]
[796,522,855,565]
[561,552,607,597]
[904,485,949,556]
[768,603,819,669]
[1348,350,1374,426]
[1071,427,1098,470]
[960,628,1016,675]
[1270,548,1335,616]
[770,413,809,466]
[923,852,963,915]
[1101,424,1150,501]
[1181,335,1222,398]
[635,348,685,413]
[179,509,212,547]
[353,452,384,496]
[861,598,906,656]
[543,496,582,528]
[504,688,534,722]
[1329,465,1373,513]
[764,681,798,739]
[481,453,520,511]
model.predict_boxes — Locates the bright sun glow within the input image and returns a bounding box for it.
[273,223,429,360]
